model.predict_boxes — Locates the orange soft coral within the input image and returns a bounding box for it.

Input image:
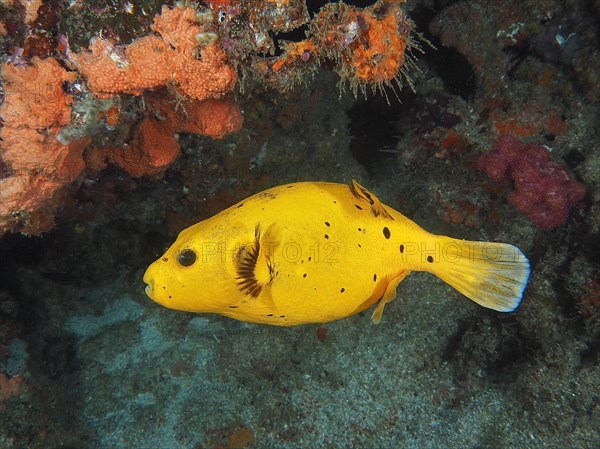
[107,117,180,178]
[1,57,75,128]
[69,5,242,179]
[271,39,318,73]
[348,7,408,83]
[149,95,244,139]
[0,57,89,235]
[88,93,244,178]
[71,5,237,101]
[0,131,89,234]
[311,0,415,90]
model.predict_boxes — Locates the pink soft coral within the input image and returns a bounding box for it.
[478,135,585,230]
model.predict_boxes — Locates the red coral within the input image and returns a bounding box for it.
[478,135,585,230]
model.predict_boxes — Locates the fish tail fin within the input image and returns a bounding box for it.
[426,237,530,312]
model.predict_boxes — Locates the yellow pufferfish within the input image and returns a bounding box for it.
[143,181,530,326]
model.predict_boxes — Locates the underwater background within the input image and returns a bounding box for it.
[0,0,598,448]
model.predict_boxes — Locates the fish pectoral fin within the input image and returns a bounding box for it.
[350,180,394,220]
[371,271,410,324]
[235,225,276,299]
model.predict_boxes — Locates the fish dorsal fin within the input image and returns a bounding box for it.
[235,225,274,299]
[349,180,394,220]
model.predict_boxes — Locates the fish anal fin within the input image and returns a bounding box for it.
[371,271,410,324]
[350,180,394,220]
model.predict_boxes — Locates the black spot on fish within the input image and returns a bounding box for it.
[286,185,294,188]
[308,256,312,261]
[324,234,329,239]
[358,244,362,248]
[383,227,391,239]
[325,221,330,227]
[161,257,169,262]
[373,274,377,282]
[427,255,434,263]
[168,295,172,298]
[333,201,337,204]
[267,314,274,317]
[358,227,362,231]
[279,315,285,318]
[355,204,363,210]
[340,288,345,293]
[229,305,238,308]
[400,244,404,253]
[237,203,244,208]
[303,273,307,278]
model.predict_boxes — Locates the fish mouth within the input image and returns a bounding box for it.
[144,283,153,298]
[143,266,154,300]
[143,268,154,299]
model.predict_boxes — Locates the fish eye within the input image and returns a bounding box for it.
[177,249,197,267]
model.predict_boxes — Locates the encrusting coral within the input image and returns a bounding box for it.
[310,0,417,93]
[87,93,244,178]
[0,57,90,235]
[265,0,417,94]
[0,5,243,235]
[71,5,237,101]
[0,1,422,236]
